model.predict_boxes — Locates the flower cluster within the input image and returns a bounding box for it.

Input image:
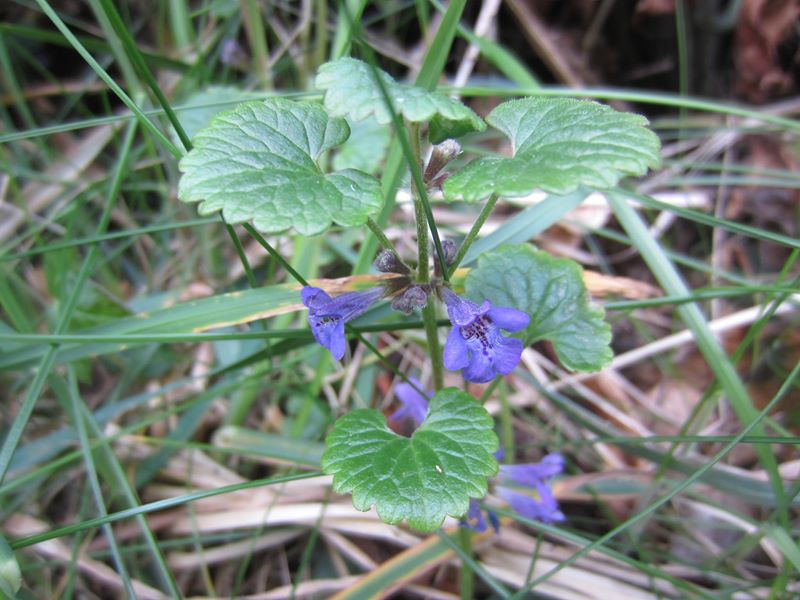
[388,381,564,531]
[467,454,566,532]
[301,280,528,383]
[300,238,567,527]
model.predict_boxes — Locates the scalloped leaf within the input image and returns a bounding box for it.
[178,98,383,236]
[466,244,612,372]
[443,97,661,202]
[332,115,390,175]
[172,86,261,143]
[315,58,485,143]
[322,387,498,532]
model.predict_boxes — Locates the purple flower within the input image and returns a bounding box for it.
[301,286,383,360]
[465,499,500,533]
[441,289,529,383]
[495,454,566,524]
[462,454,566,532]
[389,377,431,429]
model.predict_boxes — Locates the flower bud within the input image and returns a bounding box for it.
[390,285,429,315]
[424,139,461,184]
[434,239,458,276]
[374,249,410,274]
[442,239,457,265]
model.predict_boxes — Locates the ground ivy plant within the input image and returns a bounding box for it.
[178,57,661,533]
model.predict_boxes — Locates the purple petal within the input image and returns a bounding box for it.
[309,316,335,348]
[443,326,470,371]
[391,377,430,428]
[303,286,383,360]
[498,454,564,488]
[491,337,524,376]
[442,289,487,327]
[539,454,566,476]
[488,511,501,532]
[327,320,347,360]
[496,487,565,524]
[301,286,332,310]
[463,499,488,532]
[462,350,495,383]
[328,288,384,320]
[488,306,530,332]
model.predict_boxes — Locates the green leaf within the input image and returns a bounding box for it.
[466,244,612,372]
[178,98,383,236]
[443,97,661,202]
[332,115,390,174]
[173,86,260,142]
[315,58,485,143]
[322,388,498,532]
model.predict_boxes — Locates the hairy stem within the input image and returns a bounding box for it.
[407,122,444,389]
[409,123,429,284]
[366,217,397,253]
[423,301,444,389]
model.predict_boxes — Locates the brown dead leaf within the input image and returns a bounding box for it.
[735,0,800,102]
[583,270,661,299]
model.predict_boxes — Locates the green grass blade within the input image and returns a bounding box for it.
[607,191,786,519]
[628,190,800,251]
[0,122,137,485]
[460,188,589,266]
[414,0,465,90]
[64,369,136,599]
[95,0,194,151]
[331,0,368,59]
[510,359,800,598]
[33,0,183,159]
[10,472,322,549]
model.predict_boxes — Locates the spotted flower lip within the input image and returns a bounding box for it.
[441,288,530,383]
[301,286,383,360]
[389,377,431,429]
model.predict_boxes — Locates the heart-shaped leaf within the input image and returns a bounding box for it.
[322,387,498,532]
[466,244,612,372]
[172,86,261,142]
[444,97,661,202]
[178,98,383,236]
[315,58,485,143]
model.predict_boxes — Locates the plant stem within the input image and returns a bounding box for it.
[365,217,397,253]
[408,122,444,389]
[498,379,514,460]
[423,301,444,389]
[408,123,429,284]
[448,194,498,276]
[458,527,475,600]
[243,224,309,286]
